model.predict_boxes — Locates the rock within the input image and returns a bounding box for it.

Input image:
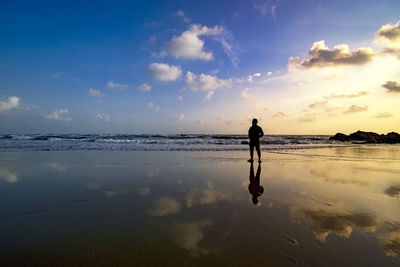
[349,130,381,142]
[330,131,400,143]
[329,133,350,141]
[385,132,400,143]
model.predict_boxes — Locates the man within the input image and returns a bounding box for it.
[248,118,264,163]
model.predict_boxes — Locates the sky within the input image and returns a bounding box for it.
[1,0,400,134]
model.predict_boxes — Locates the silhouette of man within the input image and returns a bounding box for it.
[248,162,264,205]
[248,118,264,163]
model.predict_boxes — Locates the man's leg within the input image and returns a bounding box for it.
[249,142,254,162]
[256,143,261,162]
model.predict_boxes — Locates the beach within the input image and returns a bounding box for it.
[0,145,399,266]
[3,1,400,265]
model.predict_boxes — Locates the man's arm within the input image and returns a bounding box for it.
[259,127,264,138]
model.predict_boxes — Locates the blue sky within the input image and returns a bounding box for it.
[1,0,400,134]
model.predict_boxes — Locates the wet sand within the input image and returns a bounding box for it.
[0,146,399,266]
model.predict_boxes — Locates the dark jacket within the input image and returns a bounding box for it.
[248,125,264,141]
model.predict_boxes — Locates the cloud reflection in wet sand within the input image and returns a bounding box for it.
[380,222,400,257]
[185,182,230,208]
[290,207,377,242]
[168,220,212,255]
[104,189,127,198]
[384,185,400,198]
[290,206,400,257]
[138,187,152,195]
[310,168,369,187]
[0,169,18,183]
[381,233,400,257]
[147,197,181,216]
[47,162,68,171]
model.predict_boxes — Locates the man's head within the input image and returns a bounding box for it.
[252,118,258,126]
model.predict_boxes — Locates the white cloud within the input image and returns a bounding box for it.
[309,101,328,109]
[374,112,394,118]
[107,80,129,90]
[62,73,85,84]
[151,50,168,59]
[147,63,182,81]
[178,95,183,101]
[289,81,306,89]
[272,112,286,118]
[252,0,280,21]
[240,91,249,100]
[375,21,400,58]
[179,113,185,120]
[147,197,181,216]
[95,113,111,122]
[247,73,262,83]
[206,91,214,100]
[147,102,160,111]
[158,22,239,66]
[288,40,374,70]
[138,83,152,92]
[197,119,205,125]
[375,21,400,44]
[0,96,20,112]
[299,113,317,122]
[147,35,157,45]
[235,78,244,83]
[325,91,369,99]
[267,71,272,76]
[210,69,220,75]
[176,10,190,23]
[165,24,223,60]
[186,71,232,91]
[88,88,105,97]
[344,105,368,113]
[45,109,72,121]
[382,80,400,93]
[215,33,240,67]
[239,87,251,100]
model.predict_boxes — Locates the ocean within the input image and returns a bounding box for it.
[0,134,348,151]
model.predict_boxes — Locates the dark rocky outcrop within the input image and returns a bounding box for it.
[330,133,350,142]
[330,130,400,143]
[385,132,400,143]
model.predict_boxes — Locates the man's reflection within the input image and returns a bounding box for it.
[249,163,264,205]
